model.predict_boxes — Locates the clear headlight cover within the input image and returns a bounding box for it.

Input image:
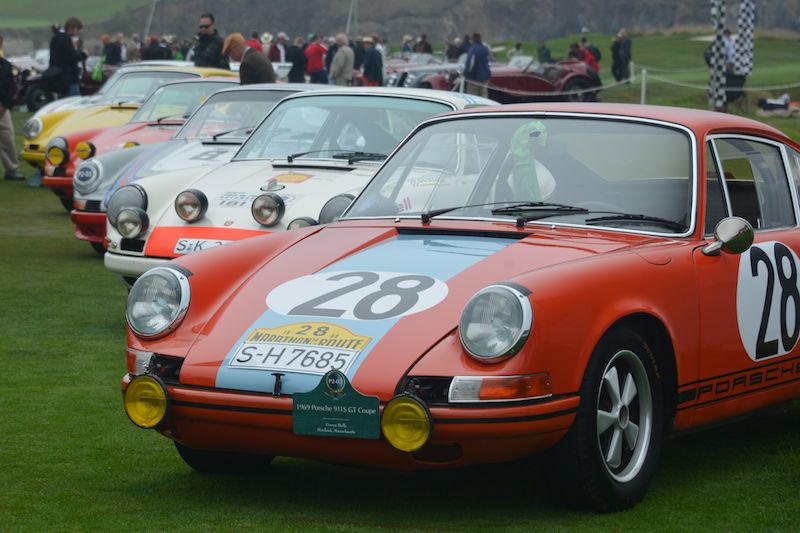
[23,117,42,139]
[251,193,285,226]
[459,285,532,362]
[73,160,102,194]
[126,268,190,338]
[108,184,147,226]
[319,194,354,224]
[175,189,208,222]
[117,208,150,239]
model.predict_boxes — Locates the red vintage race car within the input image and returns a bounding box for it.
[43,78,237,210]
[121,103,800,511]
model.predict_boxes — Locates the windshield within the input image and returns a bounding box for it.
[131,81,235,123]
[99,71,197,105]
[175,89,298,141]
[234,95,453,161]
[345,116,694,235]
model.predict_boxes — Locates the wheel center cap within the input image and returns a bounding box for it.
[618,405,630,428]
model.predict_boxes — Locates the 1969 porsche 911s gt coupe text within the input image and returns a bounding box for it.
[121,103,800,511]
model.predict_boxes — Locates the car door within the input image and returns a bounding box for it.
[688,135,800,425]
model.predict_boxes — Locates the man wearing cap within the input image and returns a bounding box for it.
[268,32,289,64]
[193,12,229,69]
[361,36,382,86]
[223,33,275,85]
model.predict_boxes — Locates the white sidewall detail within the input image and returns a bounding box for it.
[737,240,800,361]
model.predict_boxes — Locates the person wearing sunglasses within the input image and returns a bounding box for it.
[192,12,230,70]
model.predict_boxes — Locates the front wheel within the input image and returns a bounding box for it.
[25,82,54,112]
[562,78,592,102]
[546,327,664,511]
[175,442,274,474]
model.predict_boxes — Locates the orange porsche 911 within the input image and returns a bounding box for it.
[120,103,800,511]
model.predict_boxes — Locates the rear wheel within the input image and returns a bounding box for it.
[546,327,664,511]
[25,82,53,112]
[563,78,592,102]
[90,242,106,255]
[175,442,274,474]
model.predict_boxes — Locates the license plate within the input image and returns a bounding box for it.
[173,238,231,255]
[228,342,358,375]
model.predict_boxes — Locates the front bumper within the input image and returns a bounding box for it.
[42,176,73,201]
[70,210,106,244]
[21,147,45,169]
[121,373,579,469]
[105,251,168,281]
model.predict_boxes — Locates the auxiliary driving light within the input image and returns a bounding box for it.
[124,375,168,429]
[75,141,96,160]
[46,146,67,166]
[381,395,432,452]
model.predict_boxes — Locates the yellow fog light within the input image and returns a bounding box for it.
[124,375,168,429]
[47,146,67,166]
[75,141,95,160]
[381,395,431,452]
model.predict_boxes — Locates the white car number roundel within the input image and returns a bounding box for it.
[737,241,800,361]
[267,271,448,321]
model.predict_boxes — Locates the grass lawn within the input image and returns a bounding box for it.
[0,0,151,29]
[2,30,800,530]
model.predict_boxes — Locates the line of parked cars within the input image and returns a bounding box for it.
[28,61,800,512]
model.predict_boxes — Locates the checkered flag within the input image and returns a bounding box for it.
[708,0,728,110]
[734,0,755,75]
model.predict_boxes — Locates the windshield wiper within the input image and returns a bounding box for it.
[286,149,347,163]
[585,213,686,232]
[211,126,253,141]
[331,151,388,164]
[419,201,575,224]
[490,202,590,227]
[155,112,188,124]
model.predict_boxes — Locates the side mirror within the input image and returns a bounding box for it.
[702,216,754,256]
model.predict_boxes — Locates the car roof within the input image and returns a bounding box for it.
[274,86,499,109]
[212,83,327,94]
[115,65,236,77]
[441,102,795,144]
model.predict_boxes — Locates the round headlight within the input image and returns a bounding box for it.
[319,194,354,224]
[116,207,150,239]
[126,267,190,339]
[251,193,285,227]
[175,189,208,222]
[75,141,96,160]
[381,395,432,452]
[23,117,42,139]
[459,285,532,362]
[108,184,147,226]
[73,160,102,194]
[124,375,169,429]
[287,217,318,230]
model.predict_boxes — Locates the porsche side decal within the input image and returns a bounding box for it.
[215,234,512,394]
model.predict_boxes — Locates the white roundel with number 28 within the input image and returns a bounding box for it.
[737,241,800,361]
[267,271,448,321]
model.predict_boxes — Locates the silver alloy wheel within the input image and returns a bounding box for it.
[596,349,653,483]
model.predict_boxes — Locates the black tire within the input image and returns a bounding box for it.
[90,241,106,255]
[25,82,54,112]
[562,78,592,102]
[59,197,73,212]
[175,442,274,474]
[546,327,665,511]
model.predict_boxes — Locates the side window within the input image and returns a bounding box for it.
[713,138,795,230]
[789,148,800,192]
[705,142,728,235]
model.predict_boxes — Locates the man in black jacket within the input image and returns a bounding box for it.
[192,12,230,70]
[286,37,307,83]
[0,49,23,180]
[48,17,87,97]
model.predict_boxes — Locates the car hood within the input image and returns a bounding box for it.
[35,104,137,146]
[140,159,379,257]
[86,122,179,154]
[174,223,654,398]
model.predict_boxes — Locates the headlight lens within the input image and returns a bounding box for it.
[319,194,354,224]
[45,137,68,166]
[175,189,208,222]
[107,184,147,226]
[251,193,285,227]
[126,267,190,338]
[124,375,169,429]
[459,285,532,362]
[404,73,418,87]
[287,216,318,230]
[117,207,150,239]
[23,117,42,139]
[73,159,102,194]
[75,141,96,160]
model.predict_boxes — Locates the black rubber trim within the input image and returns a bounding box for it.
[432,407,577,425]
[496,281,532,296]
[678,354,800,388]
[167,264,193,278]
[396,227,529,239]
[676,375,800,411]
